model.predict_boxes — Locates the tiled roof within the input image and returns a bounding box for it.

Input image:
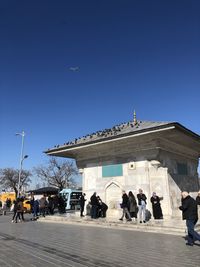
[46,120,174,151]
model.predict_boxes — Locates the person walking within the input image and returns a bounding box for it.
[32,199,39,220]
[150,192,163,219]
[119,191,132,221]
[179,191,200,246]
[137,189,147,223]
[11,200,18,223]
[79,193,86,217]
[15,198,24,223]
[39,194,47,217]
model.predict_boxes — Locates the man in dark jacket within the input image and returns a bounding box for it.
[79,193,86,217]
[119,191,132,221]
[179,191,200,246]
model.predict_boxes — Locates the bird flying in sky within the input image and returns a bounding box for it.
[69,66,79,71]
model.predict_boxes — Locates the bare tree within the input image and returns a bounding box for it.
[0,168,32,197]
[34,158,78,191]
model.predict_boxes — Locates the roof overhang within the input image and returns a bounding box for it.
[45,126,175,156]
[44,123,200,160]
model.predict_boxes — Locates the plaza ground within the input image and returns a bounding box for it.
[0,213,199,267]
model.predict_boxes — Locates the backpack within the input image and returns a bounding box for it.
[145,209,152,221]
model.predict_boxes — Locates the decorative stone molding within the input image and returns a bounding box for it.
[150,160,161,169]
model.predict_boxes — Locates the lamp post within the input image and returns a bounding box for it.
[16,131,28,197]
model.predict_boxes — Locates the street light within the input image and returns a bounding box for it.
[16,131,28,197]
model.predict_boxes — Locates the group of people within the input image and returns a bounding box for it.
[119,189,200,247]
[119,189,163,223]
[79,189,163,222]
[29,194,48,220]
[79,192,108,219]
[90,193,108,219]
[0,198,12,212]
[11,197,25,223]
[11,193,59,223]
[29,193,66,219]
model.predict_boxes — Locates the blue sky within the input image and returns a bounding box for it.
[1,0,200,184]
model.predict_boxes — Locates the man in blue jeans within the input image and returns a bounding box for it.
[179,191,200,246]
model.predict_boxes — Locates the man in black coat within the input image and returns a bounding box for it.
[179,191,200,246]
[119,190,132,221]
[79,193,86,217]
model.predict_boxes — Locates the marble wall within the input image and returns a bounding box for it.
[82,160,173,217]
[80,145,199,218]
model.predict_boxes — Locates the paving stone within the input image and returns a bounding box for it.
[0,214,199,267]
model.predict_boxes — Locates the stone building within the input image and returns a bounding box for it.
[45,115,200,218]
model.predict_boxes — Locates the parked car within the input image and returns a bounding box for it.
[23,199,31,213]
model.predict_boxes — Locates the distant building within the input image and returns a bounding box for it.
[45,114,200,218]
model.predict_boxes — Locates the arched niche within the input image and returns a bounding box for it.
[105,182,122,209]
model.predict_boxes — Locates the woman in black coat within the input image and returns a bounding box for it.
[128,191,138,219]
[150,192,163,219]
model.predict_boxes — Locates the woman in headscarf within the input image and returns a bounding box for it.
[150,192,163,220]
[128,191,138,221]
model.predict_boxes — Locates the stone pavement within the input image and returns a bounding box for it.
[0,213,200,267]
[40,212,200,236]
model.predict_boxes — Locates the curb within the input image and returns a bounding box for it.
[38,216,195,236]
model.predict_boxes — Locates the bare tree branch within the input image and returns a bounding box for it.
[0,168,32,197]
[33,157,78,191]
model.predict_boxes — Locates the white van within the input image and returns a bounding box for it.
[59,189,82,210]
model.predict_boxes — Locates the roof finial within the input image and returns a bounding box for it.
[133,110,137,125]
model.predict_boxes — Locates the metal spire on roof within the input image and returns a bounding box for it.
[133,110,137,125]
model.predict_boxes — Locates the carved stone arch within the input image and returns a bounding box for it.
[105,181,122,210]
[105,180,122,190]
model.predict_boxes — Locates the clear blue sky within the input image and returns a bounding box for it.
[1,0,200,181]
